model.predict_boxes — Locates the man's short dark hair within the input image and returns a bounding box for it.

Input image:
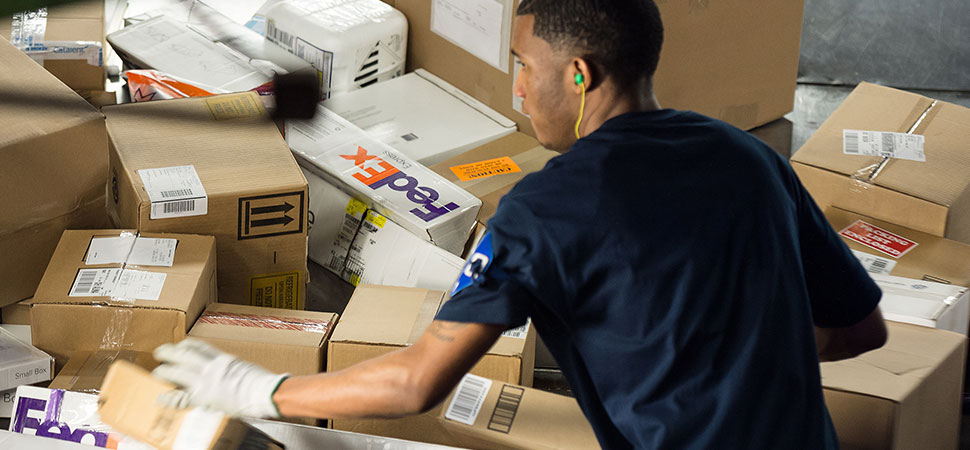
[517,0,664,91]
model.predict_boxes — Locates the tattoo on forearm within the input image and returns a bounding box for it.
[428,322,468,342]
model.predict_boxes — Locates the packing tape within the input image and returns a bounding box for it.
[688,0,710,14]
[10,8,103,67]
[57,349,141,394]
[196,311,332,334]
[849,100,939,188]
[10,8,47,49]
[406,290,448,345]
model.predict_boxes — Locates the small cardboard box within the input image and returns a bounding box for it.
[1,299,31,325]
[188,303,337,376]
[822,321,967,450]
[9,385,150,448]
[0,0,106,92]
[825,207,970,286]
[438,375,599,450]
[792,83,970,245]
[0,324,39,419]
[48,350,158,394]
[343,210,465,291]
[0,327,52,393]
[98,361,283,450]
[288,105,481,255]
[104,92,309,309]
[870,274,969,335]
[30,230,217,364]
[383,0,803,134]
[430,132,558,224]
[0,38,109,307]
[328,284,535,446]
[322,69,516,166]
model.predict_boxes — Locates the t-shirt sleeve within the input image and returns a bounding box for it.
[795,178,882,328]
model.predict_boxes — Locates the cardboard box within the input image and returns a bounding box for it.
[0,38,109,307]
[104,92,309,308]
[1,299,31,325]
[245,417,462,449]
[30,229,217,364]
[328,284,535,446]
[430,132,558,224]
[822,321,967,450]
[0,324,37,418]
[825,207,970,287]
[382,0,803,135]
[792,83,970,245]
[288,105,481,255]
[9,385,151,448]
[322,69,516,166]
[48,350,158,394]
[342,210,465,291]
[438,375,598,450]
[0,0,106,92]
[870,274,969,335]
[304,175,365,274]
[98,361,283,449]
[0,327,52,393]
[188,303,337,375]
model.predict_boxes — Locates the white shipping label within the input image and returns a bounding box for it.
[112,270,166,301]
[843,130,926,162]
[851,250,897,276]
[501,318,531,339]
[86,237,177,267]
[69,268,121,297]
[431,0,511,72]
[445,374,492,425]
[138,165,208,219]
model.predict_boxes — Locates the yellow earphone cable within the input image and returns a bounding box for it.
[574,80,586,139]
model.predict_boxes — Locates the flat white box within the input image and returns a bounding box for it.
[872,273,970,335]
[288,106,481,255]
[322,69,516,166]
[0,327,51,393]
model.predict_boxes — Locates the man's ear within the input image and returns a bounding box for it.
[570,58,594,93]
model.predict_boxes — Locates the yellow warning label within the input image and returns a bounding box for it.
[250,271,302,310]
[450,156,522,182]
[202,93,265,121]
[367,211,387,228]
[345,198,368,217]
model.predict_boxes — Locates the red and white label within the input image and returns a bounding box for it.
[839,220,918,258]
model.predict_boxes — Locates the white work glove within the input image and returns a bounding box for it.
[152,338,289,418]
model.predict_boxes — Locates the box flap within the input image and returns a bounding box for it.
[821,321,965,401]
[103,93,305,201]
[329,284,444,346]
[792,82,970,206]
[189,303,336,348]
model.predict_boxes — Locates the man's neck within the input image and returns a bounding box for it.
[579,81,661,137]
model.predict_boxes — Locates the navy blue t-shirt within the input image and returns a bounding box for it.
[436,109,881,449]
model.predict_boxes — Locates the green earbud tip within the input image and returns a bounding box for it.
[575,74,583,85]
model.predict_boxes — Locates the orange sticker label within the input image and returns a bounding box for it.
[450,157,522,182]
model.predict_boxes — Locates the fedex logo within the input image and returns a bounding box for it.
[341,146,460,222]
[11,390,121,448]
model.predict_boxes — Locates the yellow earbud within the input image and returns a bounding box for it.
[574,73,586,139]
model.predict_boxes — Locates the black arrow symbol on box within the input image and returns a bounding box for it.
[250,202,294,215]
[251,215,294,228]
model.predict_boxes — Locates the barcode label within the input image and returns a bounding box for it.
[501,318,531,339]
[139,165,208,219]
[160,189,193,199]
[843,130,925,162]
[69,269,120,297]
[850,250,897,276]
[445,374,492,426]
[487,385,524,433]
[401,133,419,142]
[266,20,294,48]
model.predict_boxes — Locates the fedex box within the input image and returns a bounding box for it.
[288,105,481,255]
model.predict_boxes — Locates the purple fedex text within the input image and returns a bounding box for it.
[11,391,110,447]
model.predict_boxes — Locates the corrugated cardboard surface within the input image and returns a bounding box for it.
[104,93,309,308]
[30,230,217,363]
[189,303,336,375]
[792,82,970,244]
[430,132,557,223]
[0,38,109,307]
[0,0,106,91]
[821,322,967,449]
[384,0,802,135]
[825,207,970,286]
[328,284,535,446]
[1,299,31,325]
[439,380,599,450]
[48,350,158,393]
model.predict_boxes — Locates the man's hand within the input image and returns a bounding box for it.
[152,339,289,418]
